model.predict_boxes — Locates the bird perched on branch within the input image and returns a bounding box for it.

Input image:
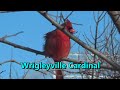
[44,20,75,79]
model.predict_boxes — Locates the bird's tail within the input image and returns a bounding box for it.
[56,70,63,79]
[54,60,63,79]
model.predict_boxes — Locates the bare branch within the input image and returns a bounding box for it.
[97,22,109,39]
[65,11,74,20]
[83,32,94,45]
[1,36,114,71]
[90,26,95,40]
[2,31,24,40]
[82,34,91,46]
[93,11,97,23]
[0,11,120,73]
[63,58,120,71]
[108,11,120,33]
[48,13,60,19]
[0,38,45,55]
[98,11,107,22]
[0,60,20,65]
[38,11,120,70]
[60,11,65,22]
[22,70,30,79]
[72,23,83,26]
[0,70,6,74]
[0,60,47,75]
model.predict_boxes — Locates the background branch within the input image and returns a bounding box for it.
[108,11,120,33]
[0,38,45,55]
[38,11,120,70]
[2,31,24,40]
[0,11,120,79]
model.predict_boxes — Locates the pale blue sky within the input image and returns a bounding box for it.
[0,11,119,79]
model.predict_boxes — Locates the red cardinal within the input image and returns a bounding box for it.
[44,20,75,79]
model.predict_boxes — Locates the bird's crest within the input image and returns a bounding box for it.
[65,19,72,27]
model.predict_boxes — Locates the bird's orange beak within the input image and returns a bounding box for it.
[70,29,75,34]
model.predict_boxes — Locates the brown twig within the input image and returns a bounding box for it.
[0,70,6,74]
[108,11,120,33]
[0,60,47,75]
[0,11,120,72]
[38,11,120,70]
[65,11,74,20]
[0,38,45,55]
[2,31,24,40]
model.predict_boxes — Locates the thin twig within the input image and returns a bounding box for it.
[2,31,24,40]
[22,70,30,79]
[0,70,6,74]
[72,23,83,26]
[65,11,74,20]
[0,38,45,55]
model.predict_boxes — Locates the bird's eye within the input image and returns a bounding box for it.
[68,27,73,30]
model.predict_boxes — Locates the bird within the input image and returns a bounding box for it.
[43,20,75,79]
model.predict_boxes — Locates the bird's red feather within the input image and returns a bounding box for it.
[44,20,75,79]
